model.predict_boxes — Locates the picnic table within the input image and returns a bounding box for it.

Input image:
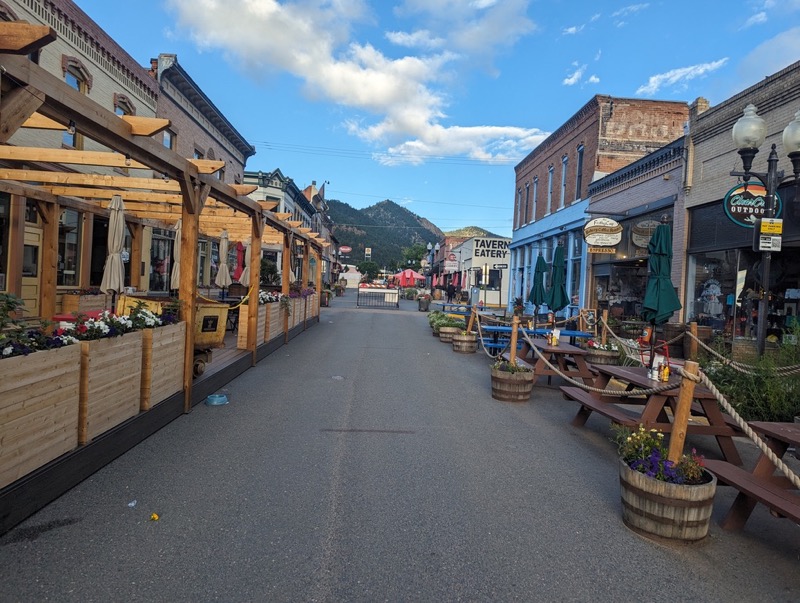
[561,364,743,465]
[704,422,800,530]
[501,338,595,387]
[435,302,472,316]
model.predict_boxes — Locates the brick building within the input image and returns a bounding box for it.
[510,95,689,316]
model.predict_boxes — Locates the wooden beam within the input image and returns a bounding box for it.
[120,115,170,136]
[274,212,291,220]
[0,23,56,55]
[297,227,312,234]
[286,220,302,228]
[0,85,45,143]
[0,145,148,169]
[188,159,225,174]
[232,184,258,196]
[21,111,65,130]
[41,185,182,204]
[258,201,278,211]
[0,168,180,192]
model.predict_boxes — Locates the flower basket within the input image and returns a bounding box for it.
[490,365,535,402]
[79,332,143,444]
[586,348,620,365]
[237,303,267,349]
[438,326,461,343]
[140,322,185,411]
[452,331,478,354]
[619,459,716,542]
[0,345,82,490]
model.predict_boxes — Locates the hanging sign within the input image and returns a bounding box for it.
[583,217,623,246]
[339,245,352,254]
[723,183,782,228]
[588,247,616,254]
[631,219,661,248]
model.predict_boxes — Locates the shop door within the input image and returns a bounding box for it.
[21,225,42,316]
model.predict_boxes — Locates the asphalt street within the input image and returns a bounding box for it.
[1,295,799,602]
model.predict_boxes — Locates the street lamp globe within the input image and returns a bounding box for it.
[783,109,800,157]
[732,104,767,150]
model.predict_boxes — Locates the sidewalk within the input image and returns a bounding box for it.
[0,297,798,601]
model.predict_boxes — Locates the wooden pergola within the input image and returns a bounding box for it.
[0,23,328,410]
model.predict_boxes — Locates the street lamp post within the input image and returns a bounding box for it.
[427,241,440,296]
[731,104,800,356]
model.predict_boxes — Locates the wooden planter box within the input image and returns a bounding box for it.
[79,332,143,444]
[0,345,82,490]
[490,366,535,402]
[141,322,186,411]
[62,293,109,315]
[237,304,267,349]
[586,348,620,365]
[291,298,303,328]
[266,302,283,341]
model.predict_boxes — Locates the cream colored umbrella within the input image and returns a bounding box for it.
[100,194,125,311]
[215,229,233,295]
[170,219,181,291]
[238,239,251,284]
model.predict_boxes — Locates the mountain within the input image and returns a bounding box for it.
[327,199,443,267]
[443,226,504,239]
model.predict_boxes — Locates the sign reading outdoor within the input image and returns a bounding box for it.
[723,183,782,228]
[339,245,352,254]
[583,217,623,247]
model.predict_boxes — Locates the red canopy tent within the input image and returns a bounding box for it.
[395,268,425,287]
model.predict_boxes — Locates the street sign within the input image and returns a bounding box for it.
[761,218,783,235]
[493,263,508,269]
[757,235,782,251]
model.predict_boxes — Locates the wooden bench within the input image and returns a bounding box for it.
[560,386,640,427]
[704,458,800,529]
[690,401,745,434]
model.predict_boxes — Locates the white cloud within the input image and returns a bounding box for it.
[167,0,539,165]
[562,24,584,35]
[635,58,729,96]
[563,64,586,86]
[612,3,650,18]
[741,12,767,28]
[590,13,601,21]
[588,74,600,84]
[738,27,800,89]
[386,29,445,49]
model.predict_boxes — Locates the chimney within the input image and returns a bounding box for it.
[148,58,158,79]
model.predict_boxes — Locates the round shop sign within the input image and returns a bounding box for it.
[723,183,782,228]
[583,217,623,246]
[630,219,661,248]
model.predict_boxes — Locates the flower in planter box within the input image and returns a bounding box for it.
[612,424,708,485]
[259,290,283,304]
[586,338,618,351]
[62,311,133,340]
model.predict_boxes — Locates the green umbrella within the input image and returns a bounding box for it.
[641,223,682,366]
[545,244,569,313]
[528,254,548,307]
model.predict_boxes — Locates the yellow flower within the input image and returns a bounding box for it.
[150,512,159,521]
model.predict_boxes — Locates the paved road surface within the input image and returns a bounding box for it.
[1,297,799,602]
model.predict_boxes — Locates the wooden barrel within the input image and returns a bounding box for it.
[438,326,460,343]
[618,460,717,542]
[585,348,619,365]
[662,323,686,359]
[452,333,477,353]
[490,367,535,402]
[683,325,713,359]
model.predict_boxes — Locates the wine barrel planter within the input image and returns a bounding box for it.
[452,332,478,353]
[490,367,535,402]
[619,460,717,542]
[438,326,461,343]
[662,323,686,359]
[585,348,619,365]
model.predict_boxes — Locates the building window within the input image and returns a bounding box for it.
[516,188,523,229]
[163,129,175,150]
[546,166,554,214]
[58,209,82,287]
[194,149,204,160]
[575,144,584,201]
[532,177,538,221]
[560,155,568,209]
[113,93,136,116]
[523,183,530,224]
[61,56,91,150]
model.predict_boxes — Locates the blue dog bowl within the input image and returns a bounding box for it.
[205,394,228,406]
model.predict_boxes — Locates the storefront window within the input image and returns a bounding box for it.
[149,229,172,292]
[198,240,208,286]
[58,209,82,287]
[0,193,8,290]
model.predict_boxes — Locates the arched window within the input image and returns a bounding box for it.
[61,56,92,149]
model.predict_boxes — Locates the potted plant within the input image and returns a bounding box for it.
[418,292,431,312]
[585,338,621,365]
[490,358,535,402]
[438,318,466,343]
[512,296,525,317]
[613,425,717,542]
[452,329,478,354]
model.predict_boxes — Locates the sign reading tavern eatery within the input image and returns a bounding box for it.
[583,217,623,247]
[723,183,782,228]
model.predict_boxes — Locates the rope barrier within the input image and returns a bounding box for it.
[197,284,258,309]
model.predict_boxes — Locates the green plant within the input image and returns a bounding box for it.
[259,258,280,287]
[279,296,292,315]
[491,359,532,373]
[612,424,709,485]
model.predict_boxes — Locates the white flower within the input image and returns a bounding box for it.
[2,345,12,356]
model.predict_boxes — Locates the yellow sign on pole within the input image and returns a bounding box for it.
[760,218,783,235]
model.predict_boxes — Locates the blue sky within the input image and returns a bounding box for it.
[75,0,800,238]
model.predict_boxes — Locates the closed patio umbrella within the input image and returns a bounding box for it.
[100,194,125,312]
[170,219,181,292]
[239,240,251,285]
[545,244,569,313]
[641,223,682,367]
[528,253,548,330]
[215,230,233,296]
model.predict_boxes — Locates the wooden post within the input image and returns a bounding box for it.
[689,321,698,360]
[282,233,291,343]
[509,315,520,364]
[601,309,609,346]
[668,360,699,463]
[466,307,476,333]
